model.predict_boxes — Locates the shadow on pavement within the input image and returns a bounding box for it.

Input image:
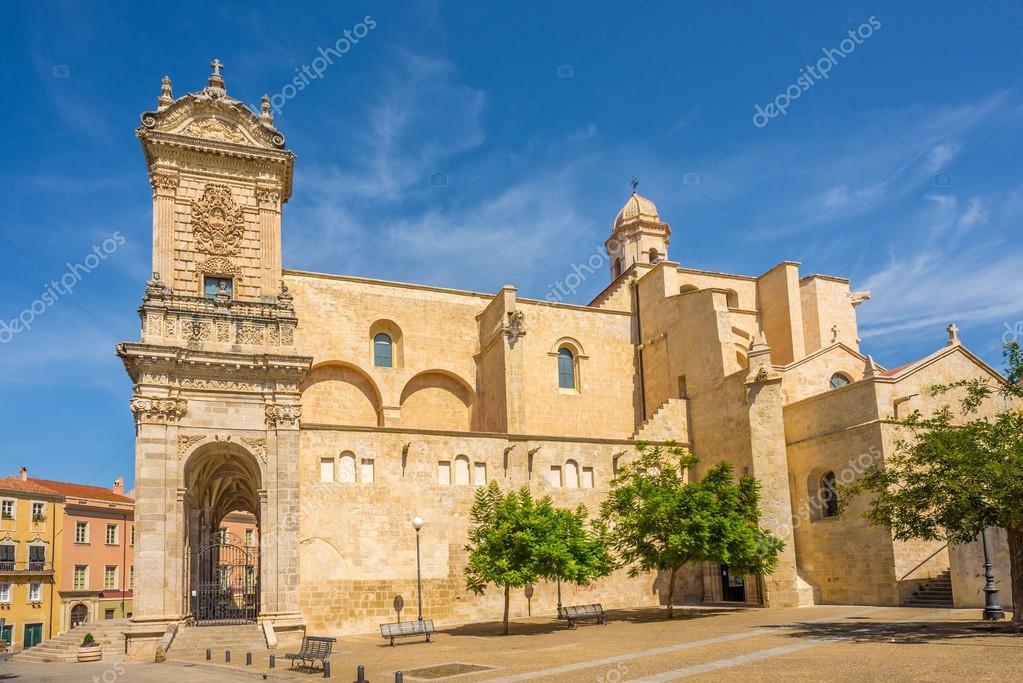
[777,619,1021,646]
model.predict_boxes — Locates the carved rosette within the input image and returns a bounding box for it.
[191,183,245,256]
[130,396,188,424]
[265,404,301,428]
[197,256,241,278]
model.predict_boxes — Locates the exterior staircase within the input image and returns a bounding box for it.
[166,623,297,662]
[633,398,690,442]
[903,569,953,608]
[11,619,128,662]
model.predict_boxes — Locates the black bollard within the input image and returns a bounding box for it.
[246,652,252,666]
[270,654,276,668]
[353,663,368,682]
[323,659,331,678]
[395,673,404,683]
[226,650,231,663]
[205,648,211,661]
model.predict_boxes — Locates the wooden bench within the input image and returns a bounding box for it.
[380,619,435,646]
[562,603,606,627]
[284,635,336,670]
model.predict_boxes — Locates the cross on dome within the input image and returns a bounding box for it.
[210,59,224,76]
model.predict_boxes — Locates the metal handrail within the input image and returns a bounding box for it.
[898,543,950,581]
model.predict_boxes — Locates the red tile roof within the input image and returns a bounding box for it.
[28,478,134,505]
[0,477,64,497]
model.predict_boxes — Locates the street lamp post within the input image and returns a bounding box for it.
[412,516,425,622]
[980,527,1005,621]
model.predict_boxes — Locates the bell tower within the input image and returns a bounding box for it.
[137,59,293,302]
[606,188,671,280]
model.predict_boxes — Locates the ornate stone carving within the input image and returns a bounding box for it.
[191,184,245,256]
[267,325,279,345]
[177,434,206,459]
[179,377,258,392]
[150,172,180,192]
[197,256,241,277]
[255,187,280,205]
[184,319,212,341]
[280,325,294,345]
[130,396,187,424]
[236,325,264,345]
[165,317,177,338]
[265,404,301,428]
[216,321,230,343]
[505,310,526,345]
[182,117,247,144]
[241,437,268,465]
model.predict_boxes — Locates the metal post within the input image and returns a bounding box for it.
[981,528,1005,621]
[354,664,368,682]
[415,529,424,621]
[226,650,231,663]
[556,578,563,619]
[270,654,276,668]
[323,659,331,678]
[396,673,404,683]
[246,652,252,666]
[206,648,211,660]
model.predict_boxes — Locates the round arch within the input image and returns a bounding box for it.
[301,361,384,426]
[399,369,476,431]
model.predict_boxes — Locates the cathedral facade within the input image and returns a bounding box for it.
[117,64,1009,658]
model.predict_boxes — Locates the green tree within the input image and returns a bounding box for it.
[537,505,615,611]
[600,442,783,618]
[849,342,1023,629]
[464,483,614,634]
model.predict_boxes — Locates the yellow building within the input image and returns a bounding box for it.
[0,474,63,652]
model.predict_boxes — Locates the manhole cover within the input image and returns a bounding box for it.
[404,662,494,679]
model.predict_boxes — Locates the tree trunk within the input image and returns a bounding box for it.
[1008,526,1023,630]
[666,566,679,619]
[503,584,510,635]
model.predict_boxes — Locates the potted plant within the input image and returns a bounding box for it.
[32,513,45,523]
[77,633,102,662]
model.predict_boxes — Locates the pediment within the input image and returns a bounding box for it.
[139,92,284,149]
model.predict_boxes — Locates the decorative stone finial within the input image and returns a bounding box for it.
[864,354,881,378]
[260,94,273,125]
[158,75,173,109]
[207,58,226,96]
[947,323,960,346]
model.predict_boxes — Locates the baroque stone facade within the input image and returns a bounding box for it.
[117,63,1013,659]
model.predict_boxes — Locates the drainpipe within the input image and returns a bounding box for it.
[121,511,127,619]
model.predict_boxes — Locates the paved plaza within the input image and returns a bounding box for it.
[1,605,1019,682]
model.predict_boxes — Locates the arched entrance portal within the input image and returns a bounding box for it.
[70,603,89,628]
[183,445,262,625]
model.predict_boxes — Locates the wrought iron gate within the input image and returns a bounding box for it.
[191,532,258,625]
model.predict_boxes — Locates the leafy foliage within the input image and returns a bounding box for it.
[848,342,1023,627]
[600,442,783,617]
[464,481,611,633]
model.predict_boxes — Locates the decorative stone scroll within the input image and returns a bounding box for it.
[265,404,301,428]
[241,437,268,465]
[191,183,245,256]
[177,434,207,459]
[130,396,187,424]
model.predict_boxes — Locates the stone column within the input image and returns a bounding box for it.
[256,187,282,299]
[149,171,179,285]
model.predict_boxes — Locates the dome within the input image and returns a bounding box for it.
[613,192,660,231]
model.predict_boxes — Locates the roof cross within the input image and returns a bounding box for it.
[630,177,638,193]
[210,59,224,76]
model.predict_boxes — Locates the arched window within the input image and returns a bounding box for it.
[339,452,356,483]
[613,258,623,278]
[564,460,580,488]
[724,289,739,309]
[820,471,839,518]
[558,348,576,390]
[454,455,470,485]
[829,373,851,390]
[373,333,393,367]
[648,248,661,264]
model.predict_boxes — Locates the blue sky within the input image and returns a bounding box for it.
[1,1,1022,489]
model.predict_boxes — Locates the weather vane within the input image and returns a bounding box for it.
[630,177,638,193]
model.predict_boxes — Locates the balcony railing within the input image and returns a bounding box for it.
[0,561,53,574]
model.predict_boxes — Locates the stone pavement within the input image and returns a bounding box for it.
[1,606,1019,682]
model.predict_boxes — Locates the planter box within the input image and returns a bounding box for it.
[78,645,102,662]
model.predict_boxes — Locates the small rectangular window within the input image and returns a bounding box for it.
[582,467,595,488]
[130,525,135,546]
[245,529,254,547]
[203,276,233,300]
[31,502,45,522]
[1,500,13,520]
[549,465,562,488]
[106,524,118,545]
[130,565,135,588]
[104,609,115,620]
[75,522,89,544]
[73,566,88,590]
[319,457,335,483]
[360,458,375,484]
[28,582,41,602]
[104,565,118,590]
[438,461,451,485]
[473,462,487,486]
[0,583,10,604]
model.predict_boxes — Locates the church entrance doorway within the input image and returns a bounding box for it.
[719,564,746,602]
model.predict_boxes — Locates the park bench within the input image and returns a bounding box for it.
[562,603,606,627]
[380,619,435,646]
[284,635,336,670]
